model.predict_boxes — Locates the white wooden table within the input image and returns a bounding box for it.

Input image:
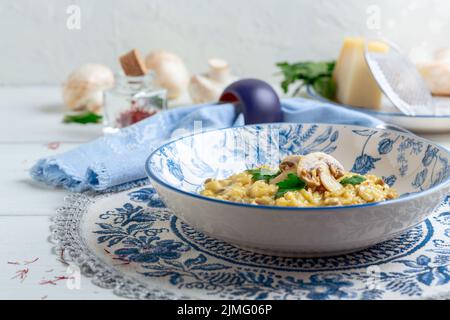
[0,86,448,300]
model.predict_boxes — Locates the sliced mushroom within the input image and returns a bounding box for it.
[297,152,345,192]
[279,155,302,171]
[269,169,296,185]
[269,155,302,184]
[298,152,344,176]
[296,155,320,187]
[270,152,345,193]
[318,164,344,194]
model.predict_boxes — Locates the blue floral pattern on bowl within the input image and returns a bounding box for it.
[148,124,450,199]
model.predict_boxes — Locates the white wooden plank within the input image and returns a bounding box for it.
[0,143,77,216]
[0,86,102,143]
[0,216,122,299]
[0,86,189,143]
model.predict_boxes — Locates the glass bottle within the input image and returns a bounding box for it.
[103,73,167,133]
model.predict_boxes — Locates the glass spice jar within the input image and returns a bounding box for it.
[103,73,167,133]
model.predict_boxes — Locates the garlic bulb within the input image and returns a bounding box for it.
[188,58,236,104]
[145,50,189,99]
[62,64,114,113]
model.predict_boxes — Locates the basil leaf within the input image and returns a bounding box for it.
[340,175,366,186]
[247,168,281,182]
[63,112,102,124]
[275,173,306,198]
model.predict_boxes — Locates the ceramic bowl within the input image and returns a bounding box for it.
[146,123,450,256]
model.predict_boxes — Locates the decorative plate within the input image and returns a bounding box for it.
[307,86,450,134]
[51,183,450,300]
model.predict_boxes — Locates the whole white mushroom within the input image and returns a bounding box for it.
[62,64,115,113]
[188,58,236,104]
[145,50,190,100]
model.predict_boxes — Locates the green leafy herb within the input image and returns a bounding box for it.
[63,112,102,124]
[276,61,336,99]
[312,75,336,101]
[340,175,366,186]
[275,173,307,198]
[247,168,281,182]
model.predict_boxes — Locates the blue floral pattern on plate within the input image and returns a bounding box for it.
[86,186,450,300]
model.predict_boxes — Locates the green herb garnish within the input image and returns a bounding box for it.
[63,112,102,124]
[312,75,336,101]
[340,175,366,186]
[275,173,307,198]
[247,168,281,183]
[276,61,336,99]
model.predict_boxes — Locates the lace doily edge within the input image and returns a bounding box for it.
[49,183,192,300]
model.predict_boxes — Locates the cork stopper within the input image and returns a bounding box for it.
[119,49,147,76]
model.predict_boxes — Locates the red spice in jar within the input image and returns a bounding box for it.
[116,106,157,128]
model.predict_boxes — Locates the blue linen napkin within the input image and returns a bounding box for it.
[30,98,383,192]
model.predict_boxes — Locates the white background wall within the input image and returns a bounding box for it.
[1,0,450,85]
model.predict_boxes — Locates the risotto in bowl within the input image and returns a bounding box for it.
[200,153,399,207]
[146,123,450,256]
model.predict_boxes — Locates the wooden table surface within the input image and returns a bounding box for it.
[0,86,448,300]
